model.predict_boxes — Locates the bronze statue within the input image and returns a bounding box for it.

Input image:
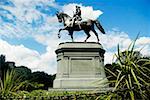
[56,6,105,42]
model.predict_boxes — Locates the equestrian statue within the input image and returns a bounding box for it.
[56,5,106,42]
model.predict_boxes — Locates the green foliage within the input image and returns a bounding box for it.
[29,71,56,90]
[14,66,41,91]
[0,55,8,80]
[0,55,5,65]
[14,66,56,91]
[103,38,150,100]
[14,66,31,81]
[0,90,103,100]
[0,54,55,92]
[0,69,23,97]
[0,69,45,98]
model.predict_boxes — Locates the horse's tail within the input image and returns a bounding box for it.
[94,20,106,34]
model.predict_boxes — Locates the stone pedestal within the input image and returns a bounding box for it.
[53,42,107,89]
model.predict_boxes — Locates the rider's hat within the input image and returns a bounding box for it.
[76,5,80,8]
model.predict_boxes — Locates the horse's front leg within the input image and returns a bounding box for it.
[58,26,67,38]
[58,29,62,38]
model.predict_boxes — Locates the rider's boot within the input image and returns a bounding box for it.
[71,18,75,27]
[78,23,81,29]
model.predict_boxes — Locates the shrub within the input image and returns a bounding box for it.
[102,38,150,100]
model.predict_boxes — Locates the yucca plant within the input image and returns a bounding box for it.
[101,38,150,100]
[0,69,22,97]
[0,69,44,99]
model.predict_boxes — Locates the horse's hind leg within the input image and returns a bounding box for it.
[69,31,74,42]
[92,29,99,42]
[84,30,91,42]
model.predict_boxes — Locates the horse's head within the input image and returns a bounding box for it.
[56,11,71,23]
[56,11,63,23]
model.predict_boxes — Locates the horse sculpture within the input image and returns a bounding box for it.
[56,12,106,42]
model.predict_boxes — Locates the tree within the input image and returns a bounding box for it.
[29,71,56,90]
[14,66,31,81]
[0,55,15,81]
[0,55,6,79]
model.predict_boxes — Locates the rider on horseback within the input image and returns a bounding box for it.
[71,6,82,29]
[56,9,106,42]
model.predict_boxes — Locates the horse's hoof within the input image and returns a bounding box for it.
[58,34,60,38]
[96,40,100,43]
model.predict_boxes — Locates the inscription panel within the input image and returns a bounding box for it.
[70,57,94,74]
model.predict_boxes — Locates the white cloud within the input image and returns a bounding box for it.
[0,0,59,38]
[62,3,103,20]
[0,39,56,74]
[2,0,56,22]
[136,37,150,45]
[135,37,150,56]
[104,52,115,64]
[140,45,150,56]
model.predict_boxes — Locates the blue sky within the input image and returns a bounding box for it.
[57,0,150,37]
[0,0,150,74]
